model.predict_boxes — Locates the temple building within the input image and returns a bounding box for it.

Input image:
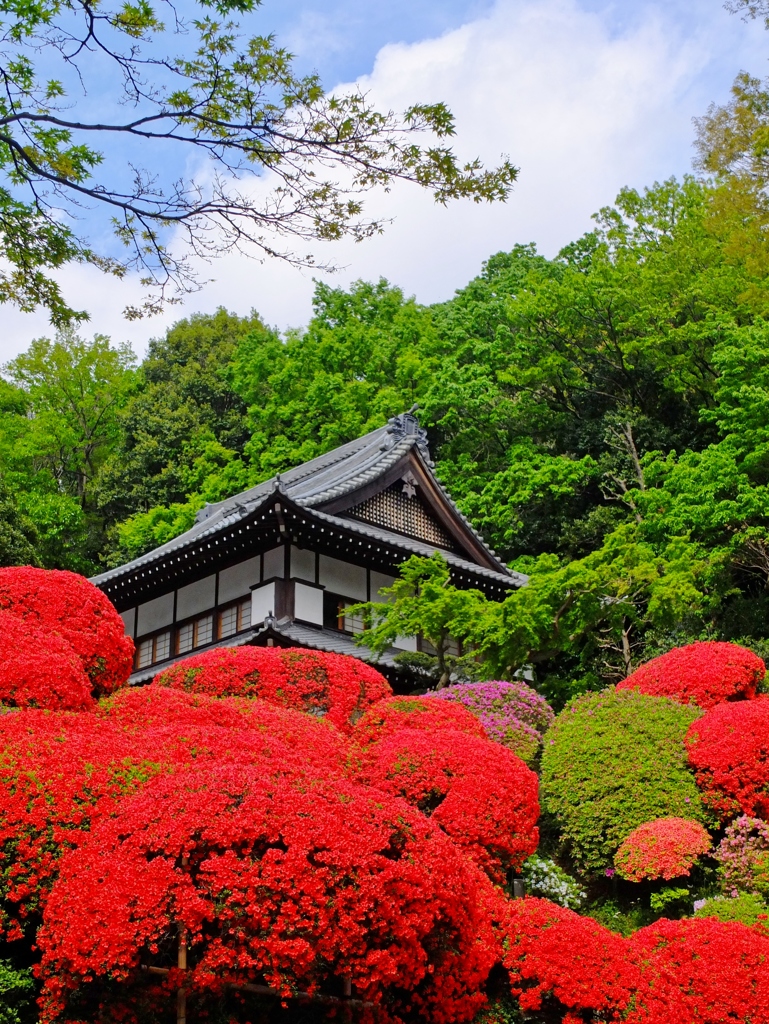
[92,411,525,686]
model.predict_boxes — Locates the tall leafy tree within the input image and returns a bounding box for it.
[233,278,440,477]
[99,308,268,519]
[2,332,134,571]
[0,0,516,325]
[99,307,273,565]
[424,178,764,564]
[351,553,489,688]
[5,331,135,506]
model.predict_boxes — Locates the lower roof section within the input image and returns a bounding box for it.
[127,617,402,687]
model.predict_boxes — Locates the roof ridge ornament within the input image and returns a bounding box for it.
[383,406,432,463]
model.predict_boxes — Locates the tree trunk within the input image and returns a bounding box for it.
[621,624,633,677]
[177,923,187,1024]
[177,855,188,1024]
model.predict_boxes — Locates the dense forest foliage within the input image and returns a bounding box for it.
[5,71,769,705]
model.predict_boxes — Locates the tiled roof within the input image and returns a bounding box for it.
[126,619,402,685]
[252,618,404,668]
[308,508,526,588]
[92,412,522,589]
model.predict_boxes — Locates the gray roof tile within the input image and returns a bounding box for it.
[92,412,522,589]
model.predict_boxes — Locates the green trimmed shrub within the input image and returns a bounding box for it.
[0,960,35,1024]
[540,688,705,873]
[694,891,769,931]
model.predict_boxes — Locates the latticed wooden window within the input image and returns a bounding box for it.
[154,630,171,662]
[176,622,194,655]
[194,614,213,647]
[218,603,239,638]
[136,637,153,669]
[347,485,455,549]
[339,600,365,634]
[135,598,253,670]
[218,597,250,638]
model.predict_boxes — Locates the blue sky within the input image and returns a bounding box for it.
[2,0,768,359]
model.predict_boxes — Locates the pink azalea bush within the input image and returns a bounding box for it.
[614,817,712,882]
[434,681,554,763]
[715,816,769,898]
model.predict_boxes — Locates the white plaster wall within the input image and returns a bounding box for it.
[218,555,261,604]
[291,546,316,582]
[120,607,136,638]
[319,554,367,600]
[294,582,323,625]
[393,635,418,652]
[136,592,174,635]
[176,574,216,621]
[263,545,285,580]
[251,581,276,624]
[370,570,396,601]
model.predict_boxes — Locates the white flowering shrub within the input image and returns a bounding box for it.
[521,855,587,910]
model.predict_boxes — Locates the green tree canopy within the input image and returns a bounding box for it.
[350,553,489,688]
[0,0,516,325]
[233,278,440,479]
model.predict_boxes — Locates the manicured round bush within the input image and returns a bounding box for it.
[714,816,769,898]
[0,611,94,711]
[352,694,487,747]
[0,567,134,695]
[433,681,554,763]
[0,693,353,940]
[38,764,497,1024]
[694,892,769,932]
[627,917,769,1024]
[617,641,765,709]
[540,688,705,873]
[355,727,539,882]
[0,710,147,939]
[100,685,350,780]
[686,697,769,820]
[500,897,638,1021]
[153,645,391,733]
[614,817,711,882]
[520,856,586,910]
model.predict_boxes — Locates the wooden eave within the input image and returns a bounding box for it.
[317,447,501,572]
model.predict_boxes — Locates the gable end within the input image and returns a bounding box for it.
[344,483,458,551]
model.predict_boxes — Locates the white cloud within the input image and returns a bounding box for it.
[1,0,765,361]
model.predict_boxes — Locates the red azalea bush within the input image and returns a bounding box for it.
[100,685,350,779]
[354,727,539,882]
[500,897,638,1022]
[0,567,134,695]
[38,764,497,1024]
[0,710,150,939]
[617,641,765,709]
[500,901,769,1024]
[352,694,487,747]
[686,697,769,820]
[626,917,769,1023]
[0,693,355,940]
[0,611,94,711]
[153,646,392,733]
[614,817,712,882]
